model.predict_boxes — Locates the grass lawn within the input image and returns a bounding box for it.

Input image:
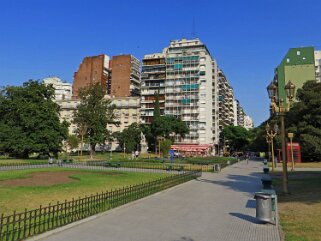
[272,171,321,241]
[268,162,321,168]
[0,168,168,215]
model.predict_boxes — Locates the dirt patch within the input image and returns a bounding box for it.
[0,171,80,187]
[0,170,120,187]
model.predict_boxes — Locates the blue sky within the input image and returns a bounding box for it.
[1,0,321,126]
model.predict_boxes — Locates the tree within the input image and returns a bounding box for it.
[73,83,117,158]
[160,139,172,157]
[113,123,142,153]
[285,80,321,161]
[0,80,69,158]
[221,125,251,152]
[67,135,80,153]
[152,116,189,139]
[247,117,279,153]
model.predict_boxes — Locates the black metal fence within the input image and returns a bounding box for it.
[0,170,201,241]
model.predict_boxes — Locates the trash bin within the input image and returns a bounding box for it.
[263,167,269,174]
[254,192,273,223]
[214,164,221,172]
[261,177,272,189]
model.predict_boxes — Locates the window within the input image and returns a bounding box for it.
[286,58,290,63]
[297,51,301,55]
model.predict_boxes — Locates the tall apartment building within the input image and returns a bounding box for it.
[73,54,140,98]
[110,55,140,97]
[141,53,166,123]
[165,39,215,145]
[73,55,111,98]
[43,76,72,101]
[141,39,217,146]
[233,100,238,126]
[237,102,245,127]
[212,61,220,148]
[141,38,250,154]
[218,69,235,129]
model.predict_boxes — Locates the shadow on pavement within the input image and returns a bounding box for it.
[246,199,256,209]
[172,237,195,241]
[197,172,262,194]
[229,212,260,224]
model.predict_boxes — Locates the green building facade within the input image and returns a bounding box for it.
[275,47,316,102]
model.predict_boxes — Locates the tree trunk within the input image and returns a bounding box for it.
[80,134,84,157]
[17,151,29,159]
[90,143,96,159]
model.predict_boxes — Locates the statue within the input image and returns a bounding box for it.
[140,132,148,154]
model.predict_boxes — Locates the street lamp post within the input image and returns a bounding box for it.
[266,135,271,163]
[288,132,295,171]
[265,123,278,172]
[267,80,295,194]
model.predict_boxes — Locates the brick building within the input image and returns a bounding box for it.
[110,55,140,97]
[73,55,110,98]
[72,54,140,98]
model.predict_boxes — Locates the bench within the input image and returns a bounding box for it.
[104,162,121,168]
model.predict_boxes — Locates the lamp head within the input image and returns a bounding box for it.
[267,82,278,99]
[285,81,296,100]
[273,123,279,133]
[265,123,271,132]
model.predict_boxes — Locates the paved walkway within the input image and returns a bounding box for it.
[34,160,281,241]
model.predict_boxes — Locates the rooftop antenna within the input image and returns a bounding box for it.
[192,17,197,38]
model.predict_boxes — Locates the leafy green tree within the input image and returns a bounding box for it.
[247,116,279,153]
[73,83,117,158]
[285,80,321,161]
[221,125,251,152]
[0,80,69,158]
[247,125,268,152]
[113,123,141,153]
[160,139,172,157]
[67,134,80,152]
[151,116,189,139]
